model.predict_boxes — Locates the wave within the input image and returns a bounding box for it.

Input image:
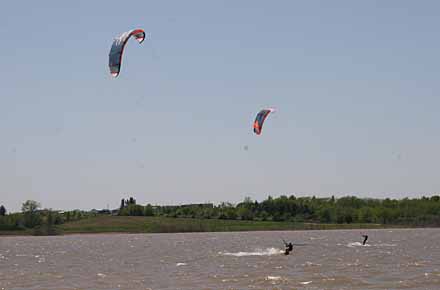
[347,242,396,247]
[300,281,313,285]
[220,247,284,257]
[266,276,282,281]
[347,242,370,247]
[375,243,397,247]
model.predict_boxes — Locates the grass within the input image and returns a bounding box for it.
[0,229,31,236]
[59,215,391,234]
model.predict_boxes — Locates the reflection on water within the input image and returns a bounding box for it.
[0,229,439,289]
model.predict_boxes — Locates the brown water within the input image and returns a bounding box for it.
[0,229,439,290]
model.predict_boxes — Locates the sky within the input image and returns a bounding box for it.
[1,0,440,212]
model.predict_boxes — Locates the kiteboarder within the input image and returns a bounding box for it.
[282,239,293,255]
[362,234,368,245]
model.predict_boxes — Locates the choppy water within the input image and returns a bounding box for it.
[0,228,439,290]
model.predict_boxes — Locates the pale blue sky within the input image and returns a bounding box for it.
[1,1,439,212]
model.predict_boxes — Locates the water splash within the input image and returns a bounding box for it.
[266,276,282,281]
[220,248,284,257]
[347,242,396,248]
[375,243,397,247]
[347,242,370,247]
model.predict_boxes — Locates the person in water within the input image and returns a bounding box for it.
[284,242,293,255]
[362,234,368,245]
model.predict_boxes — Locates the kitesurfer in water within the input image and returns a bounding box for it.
[284,242,293,255]
[362,234,368,245]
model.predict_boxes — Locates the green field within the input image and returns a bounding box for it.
[58,216,390,234]
[0,229,31,236]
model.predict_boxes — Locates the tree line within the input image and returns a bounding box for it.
[0,200,92,234]
[1,195,440,233]
[118,195,440,226]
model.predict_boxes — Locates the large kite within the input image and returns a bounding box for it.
[108,28,146,77]
[253,108,274,135]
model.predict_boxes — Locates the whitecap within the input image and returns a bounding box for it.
[221,248,283,257]
[347,242,370,247]
[266,276,282,281]
[304,261,321,267]
[300,281,312,285]
[375,243,396,247]
[176,262,187,266]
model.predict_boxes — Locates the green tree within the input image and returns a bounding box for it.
[237,206,254,220]
[120,204,144,216]
[258,210,269,221]
[65,211,71,222]
[119,199,125,214]
[47,210,54,226]
[377,207,392,224]
[22,200,40,213]
[33,210,61,236]
[358,207,374,223]
[225,207,237,220]
[0,205,6,216]
[144,204,154,216]
[319,207,333,223]
[21,200,42,228]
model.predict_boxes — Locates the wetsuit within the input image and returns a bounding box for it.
[284,242,293,255]
[362,235,368,245]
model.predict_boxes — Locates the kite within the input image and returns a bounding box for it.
[108,28,146,77]
[253,108,274,135]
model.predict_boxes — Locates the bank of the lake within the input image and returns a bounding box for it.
[59,216,399,234]
[0,216,422,236]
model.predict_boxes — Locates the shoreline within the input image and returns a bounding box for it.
[1,227,438,237]
[1,215,437,236]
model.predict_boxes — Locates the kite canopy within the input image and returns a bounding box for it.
[108,28,146,77]
[253,108,274,135]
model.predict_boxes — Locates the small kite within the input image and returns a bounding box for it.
[253,108,274,135]
[108,28,146,77]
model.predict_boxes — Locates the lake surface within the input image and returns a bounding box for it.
[0,229,439,290]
